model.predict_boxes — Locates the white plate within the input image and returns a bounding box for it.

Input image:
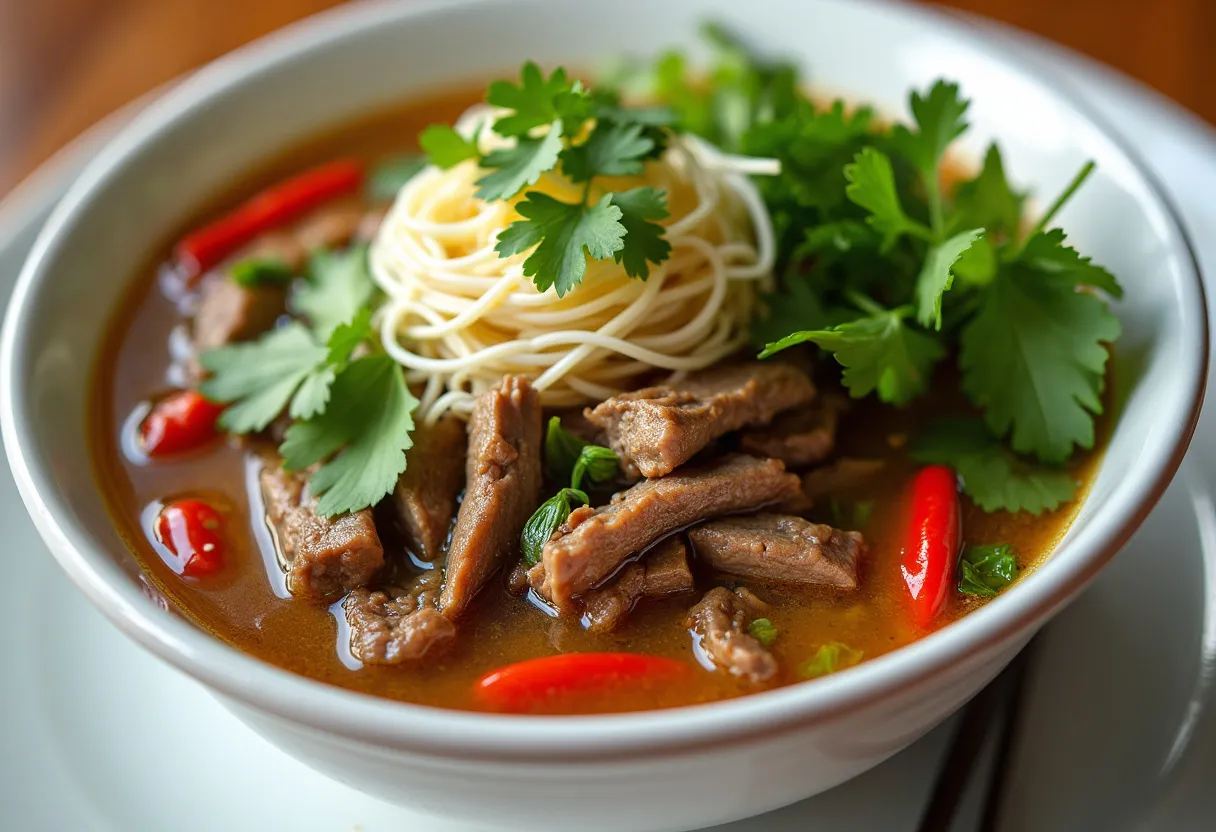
[1,14,1214,832]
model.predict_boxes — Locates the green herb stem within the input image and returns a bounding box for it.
[1014,160,1095,256]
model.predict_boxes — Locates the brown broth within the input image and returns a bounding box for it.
[89,83,1104,715]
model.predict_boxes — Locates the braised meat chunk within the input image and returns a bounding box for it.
[688,514,865,589]
[260,460,384,603]
[531,454,801,610]
[393,415,466,561]
[581,536,696,632]
[191,277,286,353]
[441,376,543,617]
[585,363,815,478]
[687,587,777,683]
[344,572,455,665]
[739,394,844,468]
[800,457,885,501]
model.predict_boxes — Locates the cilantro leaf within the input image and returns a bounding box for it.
[571,445,619,489]
[1018,228,1123,298]
[610,187,671,279]
[419,125,479,169]
[750,277,829,350]
[911,417,1077,514]
[799,642,863,679]
[960,267,1120,463]
[844,147,930,250]
[474,121,564,202]
[544,416,588,481]
[366,155,427,201]
[748,617,778,647]
[915,229,983,330]
[952,144,1023,237]
[229,257,294,288]
[521,488,589,566]
[486,62,575,138]
[199,323,327,433]
[891,81,969,176]
[762,307,944,406]
[295,245,376,339]
[562,120,654,183]
[496,192,625,296]
[957,543,1019,597]
[279,355,417,517]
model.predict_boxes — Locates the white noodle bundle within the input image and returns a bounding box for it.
[368,110,778,424]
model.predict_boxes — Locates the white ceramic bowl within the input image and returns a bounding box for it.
[0,1,1206,829]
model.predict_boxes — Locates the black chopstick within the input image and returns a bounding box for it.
[914,639,1036,832]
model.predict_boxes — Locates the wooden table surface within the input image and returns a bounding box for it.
[1,0,1213,196]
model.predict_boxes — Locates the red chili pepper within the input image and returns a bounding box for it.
[474,653,690,713]
[174,158,364,282]
[155,499,226,577]
[139,390,225,457]
[900,465,962,629]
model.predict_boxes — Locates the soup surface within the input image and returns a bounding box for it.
[92,72,1108,715]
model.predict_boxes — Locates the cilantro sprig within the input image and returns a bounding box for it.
[421,63,674,297]
[631,28,1120,514]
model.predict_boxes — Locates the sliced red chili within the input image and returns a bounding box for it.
[900,465,962,629]
[155,499,226,578]
[474,652,690,714]
[174,158,364,282]
[139,390,225,457]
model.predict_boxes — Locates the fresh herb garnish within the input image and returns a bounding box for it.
[229,257,295,288]
[798,642,864,679]
[748,617,778,647]
[571,445,619,489]
[294,245,376,338]
[366,155,427,202]
[521,487,588,566]
[421,63,674,297]
[911,417,1076,514]
[958,543,1019,597]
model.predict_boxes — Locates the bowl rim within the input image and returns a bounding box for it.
[0,0,1207,763]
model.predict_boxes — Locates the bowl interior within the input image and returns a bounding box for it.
[1,0,1205,755]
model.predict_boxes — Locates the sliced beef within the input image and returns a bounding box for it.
[687,587,777,683]
[739,394,845,468]
[585,363,816,478]
[191,277,287,353]
[260,459,384,603]
[441,376,543,617]
[581,536,695,632]
[392,415,466,562]
[344,571,455,665]
[688,514,864,589]
[800,457,885,500]
[530,454,801,610]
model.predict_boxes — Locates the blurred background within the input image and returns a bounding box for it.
[1,0,1213,196]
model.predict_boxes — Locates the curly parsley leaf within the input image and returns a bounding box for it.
[279,355,417,517]
[610,187,671,279]
[1018,228,1123,298]
[419,125,479,170]
[960,267,1120,463]
[748,618,778,647]
[958,543,1019,597]
[295,245,376,339]
[496,192,625,296]
[911,417,1077,514]
[891,81,970,177]
[474,121,564,202]
[845,147,931,250]
[952,144,1023,237]
[915,229,983,330]
[486,62,577,138]
[521,488,589,566]
[562,120,654,183]
[799,642,864,679]
[762,305,944,406]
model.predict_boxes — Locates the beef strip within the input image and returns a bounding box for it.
[440,376,543,617]
[344,571,455,665]
[191,277,287,353]
[529,454,801,610]
[585,363,816,478]
[800,457,885,500]
[687,587,777,683]
[392,415,466,562]
[738,394,845,469]
[581,536,695,632]
[260,459,384,603]
[688,514,864,589]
